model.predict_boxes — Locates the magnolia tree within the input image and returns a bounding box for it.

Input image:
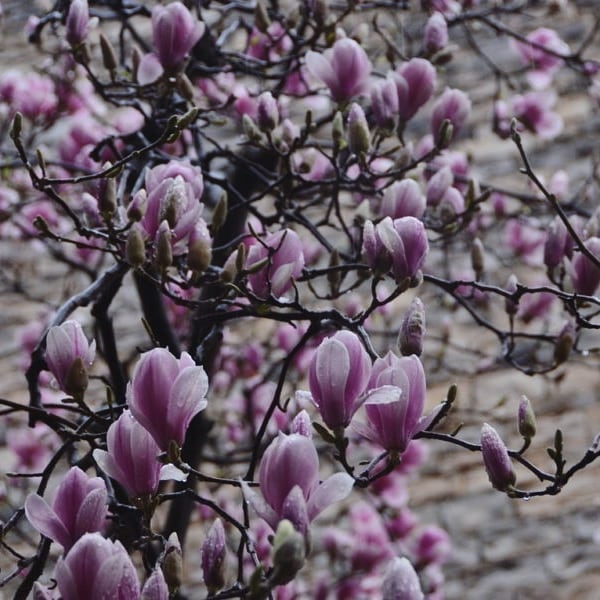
[1,0,600,598]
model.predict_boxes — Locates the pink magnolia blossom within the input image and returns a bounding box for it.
[93,410,163,498]
[394,58,437,122]
[431,88,471,145]
[66,0,89,46]
[246,229,305,299]
[511,92,563,139]
[480,423,516,492]
[127,347,209,450]
[54,533,140,599]
[569,237,600,296]
[141,568,169,600]
[243,432,354,535]
[305,38,372,102]
[309,330,372,430]
[24,466,107,552]
[135,161,207,254]
[152,2,205,71]
[358,354,437,452]
[370,75,400,130]
[201,519,227,594]
[515,28,569,89]
[0,70,58,121]
[362,217,429,282]
[45,320,96,396]
[424,12,448,54]
[381,557,424,600]
[380,180,426,220]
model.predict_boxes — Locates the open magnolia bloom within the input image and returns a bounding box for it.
[242,432,354,537]
[127,347,209,451]
[355,355,441,453]
[93,411,186,500]
[24,466,107,553]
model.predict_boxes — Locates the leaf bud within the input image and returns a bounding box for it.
[126,223,146,268]
[99,33,118,72]
[269,520,306,586]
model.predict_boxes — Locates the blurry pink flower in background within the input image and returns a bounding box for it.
[515,27,569,89]
[394,58,437,122]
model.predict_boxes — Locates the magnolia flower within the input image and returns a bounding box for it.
[54,533,140,599]
[305,38,372,102]
[45,320,96,397]
[370,75,399,130]
[362,217,429,282]
[514,27,569,89]
[357,355,437,452]
[135,161,207,254]
[66,0,89,47]
[480,423,516,492]
[381,557,424,600]
[243,432,354,536]
[246,229,305,299]
[141,568,169,600]
[380,180,426,220]
[431,88,471,145]
[424,12,448,54]
[398,297,426,357]
[511,91,563,140]
[24,466,107,552]
[127,347,209,451]
[308,330,372,430]
[201,519,227,594]
[394,58,437,122]
[568,237,600,296]
[152,1,205,71]
[93,411,164,498]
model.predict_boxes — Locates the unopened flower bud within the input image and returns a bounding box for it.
[66,0,89,47]
[162,533,183,593]
[480,423,516,492]
[99,33,118,72]
[256,91,279,131]
[98,174,117,221]
[424,12,448,54]
[187,231,212,273]
[471,237,485,279]
[382,557,424,600]
[290,410,312,438]
[554,320,575,365]
[128,190,147,222]
[347,103,370,156]
[518,395,536,440]
[242,114,264,144]
[398,297,426,356]
[270,520,306,586]
[126,224,146,268]
[156,221,173,272]
[201,519,227,594]
[254,0,271,33]
[211,192,228,234]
